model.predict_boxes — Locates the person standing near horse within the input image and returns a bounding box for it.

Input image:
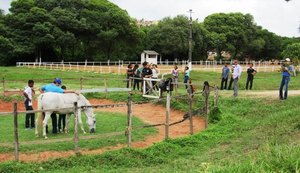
[142,62,153,94]
[24,80,35,129]
[279,58,293,100]
[58,85,67,133]
[183,66,190,89]
[172,65,179,88]
[246,63,257,90]
[151,64,160,90]
[39,78,78,133]
[220,63,230,90]
[132,64,141,91]
[232,60,242,97]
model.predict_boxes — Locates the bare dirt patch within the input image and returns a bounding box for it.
[0,99,205,163]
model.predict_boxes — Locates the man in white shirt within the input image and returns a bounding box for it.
[24,80,35,129]
[232,60,242,97]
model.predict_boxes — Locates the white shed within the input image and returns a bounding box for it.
[141,50,159,65]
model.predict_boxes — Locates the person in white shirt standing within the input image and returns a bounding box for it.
[24,80,35,129]
[232,60,242,97]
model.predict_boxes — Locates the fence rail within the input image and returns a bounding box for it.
[16,60,285,74]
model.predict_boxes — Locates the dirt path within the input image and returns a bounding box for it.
[0,99,205,163]
[219,90,300,98]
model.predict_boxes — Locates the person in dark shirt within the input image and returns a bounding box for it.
[246,63,257,90]
[221,63,230,90]
[141,61,153,94]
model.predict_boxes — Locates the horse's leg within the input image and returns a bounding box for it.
[77,110,86,134]
[43,112,51,139]
[64,114,71,133]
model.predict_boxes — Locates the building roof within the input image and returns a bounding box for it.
[143,50,159,55]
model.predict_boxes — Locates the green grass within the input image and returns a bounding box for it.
[0,111,157,153]
[0,96,299,172]
[1,66,300,93]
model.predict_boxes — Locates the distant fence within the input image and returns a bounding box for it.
[16,60,284,74]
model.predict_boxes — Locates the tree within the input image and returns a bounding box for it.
[282,43,300,62]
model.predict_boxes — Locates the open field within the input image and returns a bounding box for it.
[1,66,300,94]
[0,66,299,172]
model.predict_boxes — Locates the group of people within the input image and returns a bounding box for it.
[126,62,192,95]
[126,62,160,93]
[220,60,255,97]
[23,78,77,132]
[220,58,293,99]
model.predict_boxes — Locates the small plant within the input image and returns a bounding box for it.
[209,107,222,123]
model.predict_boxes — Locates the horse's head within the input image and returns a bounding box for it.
[84,107,96,133]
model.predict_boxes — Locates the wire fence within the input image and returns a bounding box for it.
[0,84,218,162]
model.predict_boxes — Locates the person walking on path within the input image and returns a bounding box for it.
[246,63,257,90]
[24,80,35,129]
[220,63,230,90]
[232,60,242,97]
[279,58,292,100]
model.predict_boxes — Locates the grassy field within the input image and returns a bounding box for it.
[0,111,156,153]
[0,96,299,172]
[1,66,300,92]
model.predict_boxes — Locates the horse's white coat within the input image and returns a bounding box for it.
[35,93,96,139]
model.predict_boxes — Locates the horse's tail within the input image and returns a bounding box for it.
[37,94,44,136]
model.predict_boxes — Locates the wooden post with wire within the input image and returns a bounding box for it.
[204,84,210,129]
[80,77,83,90]
[74,102,80,154]
[188,93,193,135]
[2,77,5,97]
[13,102,19,161]
[214,85,219,107]
[127,93,132,147]
[165,84,171,139]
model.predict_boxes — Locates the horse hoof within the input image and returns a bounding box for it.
[44,136,48,139]
[83,131,87,134]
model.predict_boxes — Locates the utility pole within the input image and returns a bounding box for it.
[188,9,193,70]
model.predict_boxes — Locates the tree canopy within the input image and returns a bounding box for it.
[0,1,299,65]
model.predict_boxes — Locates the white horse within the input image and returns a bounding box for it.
[35,92,96,139]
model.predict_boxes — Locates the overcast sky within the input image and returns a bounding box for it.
[1,0,299,37]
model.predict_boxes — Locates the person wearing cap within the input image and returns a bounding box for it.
[279,58,292,100]
[39,78,78,133]
[39,78,76,94]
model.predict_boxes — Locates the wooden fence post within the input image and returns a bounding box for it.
[80,77,83,90]
[188,94,193,135]
[165,90,171,139]
[204,85,210,129]
[127,93,132,147]
[2,78,5,97]
[74,102,80,154]
[214,85,219,107]
[13,103,19,161]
